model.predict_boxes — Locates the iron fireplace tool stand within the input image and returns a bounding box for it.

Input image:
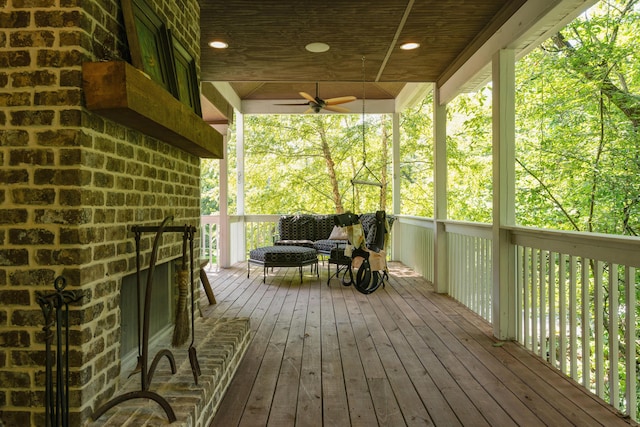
[93,216,178,422]
[37,276,82,427]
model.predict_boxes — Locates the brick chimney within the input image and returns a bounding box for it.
[0,1,205,425]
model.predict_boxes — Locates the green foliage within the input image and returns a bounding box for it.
[513,2,640,418]
[237,113,392,214]
[447,88,493,223]
[515,0,640,235]
[399,96,435,217]
[200,158,219,214]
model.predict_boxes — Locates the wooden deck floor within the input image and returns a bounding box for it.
[202,262,633,427]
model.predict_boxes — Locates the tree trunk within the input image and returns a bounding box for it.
[379,117,390,211]
[317,120,344,213]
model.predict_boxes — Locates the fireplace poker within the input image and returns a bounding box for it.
[129,230,143,378]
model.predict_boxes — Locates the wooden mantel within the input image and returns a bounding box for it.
[82,61,223,159]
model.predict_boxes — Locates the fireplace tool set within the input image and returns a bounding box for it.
[92,217,200,423]
[37,276,82,427]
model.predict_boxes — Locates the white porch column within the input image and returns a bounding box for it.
[392,112,401,215]
[218,134,230,268]
[232,112,246,264]
[236,112,245,216]
[391,112,401,259]
[491,49,516,340]
[433,84,448,294]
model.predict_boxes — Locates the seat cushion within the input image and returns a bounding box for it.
[275,239,315,248]
[313,239,347,253]
[249,245,317,264]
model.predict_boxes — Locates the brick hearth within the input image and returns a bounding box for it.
[90,317,251,426]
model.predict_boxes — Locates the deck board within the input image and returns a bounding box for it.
[320,279,351,426]
[268,281,309,427]
[340,287,406,426]
[296,281,323,426]
[204,262,633,427]
[333,285,379,427]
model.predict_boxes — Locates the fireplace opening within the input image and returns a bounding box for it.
[120,260,176,375]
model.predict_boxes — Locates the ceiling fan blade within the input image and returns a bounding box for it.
[299,92,316,103]
[325,95,356,105]
[274,102,310,106]
[303,107,314,114]
[324,105,351,113]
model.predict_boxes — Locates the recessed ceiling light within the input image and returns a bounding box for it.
[209,40,228,49]
[305,42,330,53]
[400,42,420,50]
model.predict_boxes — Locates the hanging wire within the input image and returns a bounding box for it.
[361,56,367,165]
[351,56,382,189]
[350,56,382,213]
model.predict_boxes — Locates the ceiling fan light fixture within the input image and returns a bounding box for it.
[209,40,229,49]
[400,42,420,50]
[305,42,330,53]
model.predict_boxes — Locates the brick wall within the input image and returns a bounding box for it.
[0,0,203,425]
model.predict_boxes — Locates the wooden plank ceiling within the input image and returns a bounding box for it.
[199,0,526,104]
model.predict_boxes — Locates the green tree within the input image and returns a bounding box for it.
[200,159,219,214]
[447,87,493,223]
[240,113,390,214]
[515,0,640,235]
[399,96,434,217]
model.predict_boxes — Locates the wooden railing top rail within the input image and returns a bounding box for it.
[243,214,281,222]
[507,226,640,267]
[201,214,220,225]
[443,220,492,239]
[394,214,436,228]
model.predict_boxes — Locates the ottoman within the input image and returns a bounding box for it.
[248,245,318,283]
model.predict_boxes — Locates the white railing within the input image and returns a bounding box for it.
[244,214,280,250]
[200,214,219,267]
[392,216,435,281]
[393,217,493,322]
[201,214,281,267]
[512,227,638,421]
[445,221,493,322]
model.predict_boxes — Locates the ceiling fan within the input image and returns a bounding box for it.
[279,83,356,113]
